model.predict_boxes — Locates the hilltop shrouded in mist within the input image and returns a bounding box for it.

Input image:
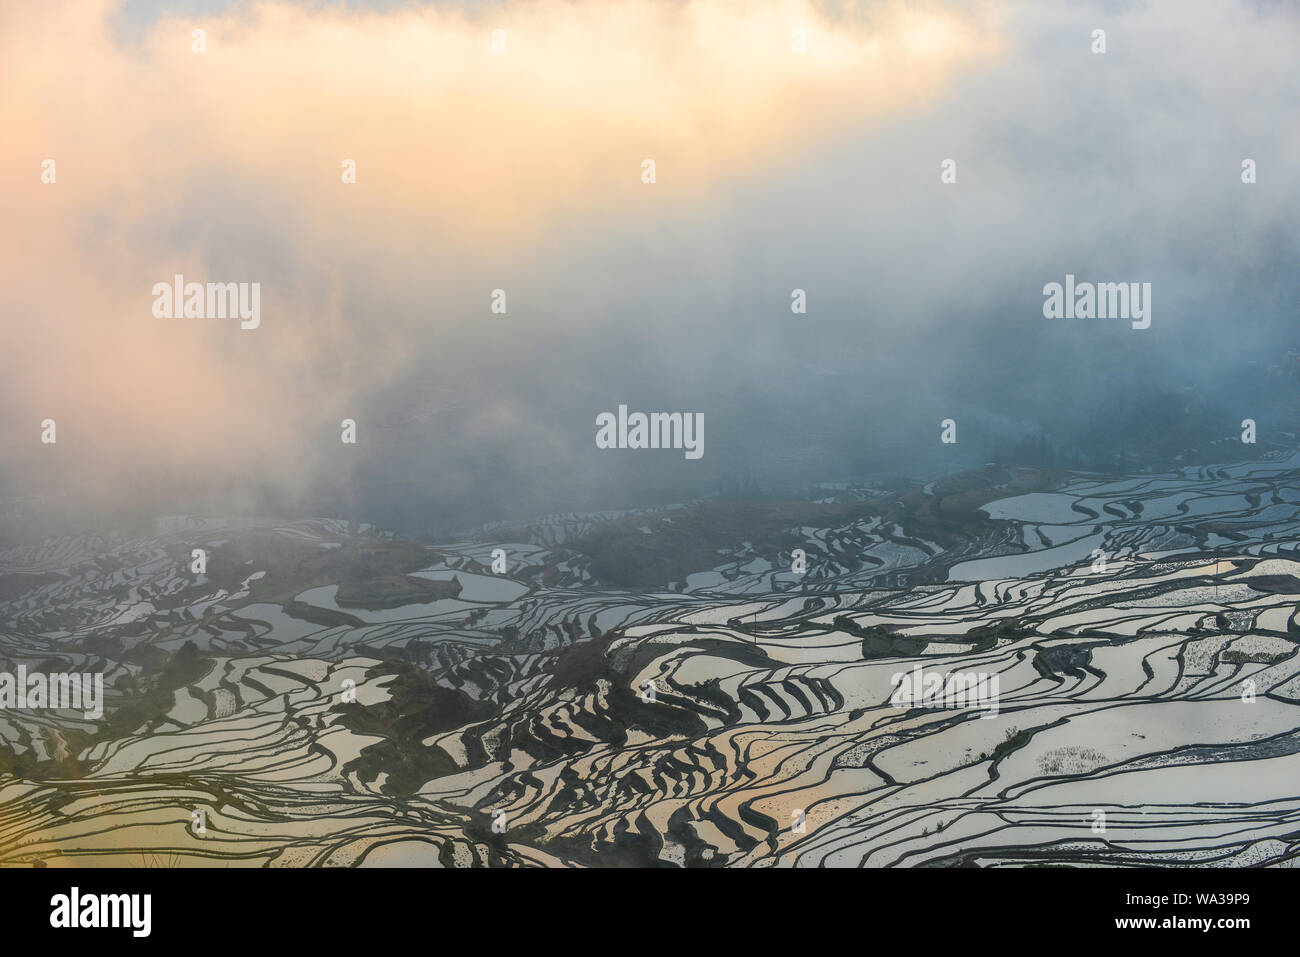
[3,0,1299,539]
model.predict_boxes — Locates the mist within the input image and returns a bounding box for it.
[3,0,1299,542]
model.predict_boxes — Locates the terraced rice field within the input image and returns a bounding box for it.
[4,453,1300,867]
